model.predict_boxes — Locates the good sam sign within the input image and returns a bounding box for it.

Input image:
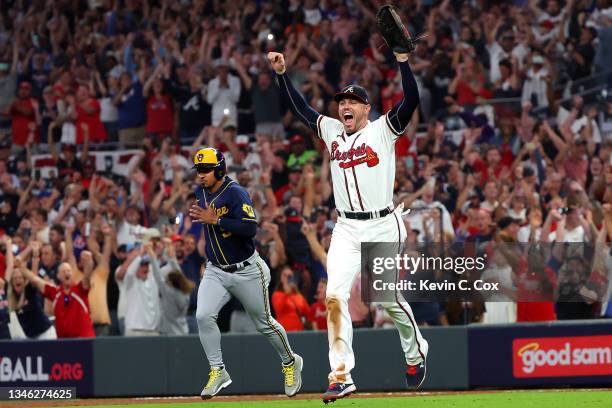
[0,340,93,396]
[513,335,612,378]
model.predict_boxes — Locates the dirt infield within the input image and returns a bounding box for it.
[4,389,611,408]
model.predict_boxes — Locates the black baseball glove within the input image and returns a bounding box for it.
[376,5,426,54]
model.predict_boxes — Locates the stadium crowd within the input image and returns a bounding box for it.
[0,0,612,340]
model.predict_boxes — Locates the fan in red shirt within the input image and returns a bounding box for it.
[309,278,327,331]
[515,250,557,322]
[144,72,174,138]
[473,146,509,185]
[7,82,39,146]
[380,70,403,113]
[272,266,310,332]
[448,53,492,106]
[20,250,95,338]
[74,86,107,144]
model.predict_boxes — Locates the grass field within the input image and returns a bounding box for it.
[28,389,611,408]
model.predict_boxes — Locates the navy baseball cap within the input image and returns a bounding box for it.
[334,85,369,105]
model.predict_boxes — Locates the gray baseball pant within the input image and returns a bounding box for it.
[196,254,295,368]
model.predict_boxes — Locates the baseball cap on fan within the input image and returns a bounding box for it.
[235,134,250,146]
[334,85,369,105]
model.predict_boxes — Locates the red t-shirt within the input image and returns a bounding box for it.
[271,291,310,332]
[146,94,174,135]
[43,282,95,338]
[455,76,492,106]
[76,99,107,143]
[11,98,37,145]
[473,159,507,185]
[309,301,327,330]
[395,135,411,158]
[381,86,403,114]
[515,258,556,322]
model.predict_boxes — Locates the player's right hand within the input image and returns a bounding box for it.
[267,52,286,75]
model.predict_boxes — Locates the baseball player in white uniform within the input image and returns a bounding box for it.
[268,51,428,403]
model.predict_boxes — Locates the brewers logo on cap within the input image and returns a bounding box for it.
[193,147,227,178]
[193,148,221,167]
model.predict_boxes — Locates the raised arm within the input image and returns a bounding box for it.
[80,123,90,164]
[115,250,140,282]
[301,222,327,266]
[18,260,48,293]
[262,222,286,268]
[268,52,320,132]
[320,154,332,202]
[190,126,213,158]
[143,64,164,98]
[259,170,278,215]
[17,179,35,217]
[3,236,14,284]
[233,51,253,90]
[302,165,315,219]
[145,243,167,294]
[386,53,420,135]
[94,70,107,96]
[10,38,19,75]
[88,174,101,213]
[541,121,567,157]
[63,223,78,271]
[47,122,59,163]
[80,250,95,290]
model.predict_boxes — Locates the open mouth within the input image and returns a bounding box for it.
[342,111,354,126]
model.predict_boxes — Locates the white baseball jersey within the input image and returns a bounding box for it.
[316,113,401,213]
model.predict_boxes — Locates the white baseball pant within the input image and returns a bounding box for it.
[325,206,428,384]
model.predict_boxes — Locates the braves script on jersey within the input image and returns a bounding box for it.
[317,114,400,212]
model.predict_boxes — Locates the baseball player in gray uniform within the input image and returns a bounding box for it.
[188,147,303,399]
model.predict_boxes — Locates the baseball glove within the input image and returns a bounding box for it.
[376,5,426,54]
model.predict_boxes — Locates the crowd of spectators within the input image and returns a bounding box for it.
[1,0,612,340]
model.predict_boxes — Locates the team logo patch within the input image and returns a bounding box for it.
[330,141,380,169]
[242,204,255,218]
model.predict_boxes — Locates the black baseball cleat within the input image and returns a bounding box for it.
[405,361,426,390]
[322,382,357,404]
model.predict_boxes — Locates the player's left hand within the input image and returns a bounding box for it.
[189,204,219,225]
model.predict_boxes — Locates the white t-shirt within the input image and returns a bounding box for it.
[549,225,585,242]
[122,255,160,331]
[518,225,542,243]
[99,96,118,123]
[487,42,526,84]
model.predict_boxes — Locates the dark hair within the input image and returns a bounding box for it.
[166,270,196,294]
[33,208,48,219]
[499,58,512,70]
[50,224,65,236]
[274,265,294,292]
